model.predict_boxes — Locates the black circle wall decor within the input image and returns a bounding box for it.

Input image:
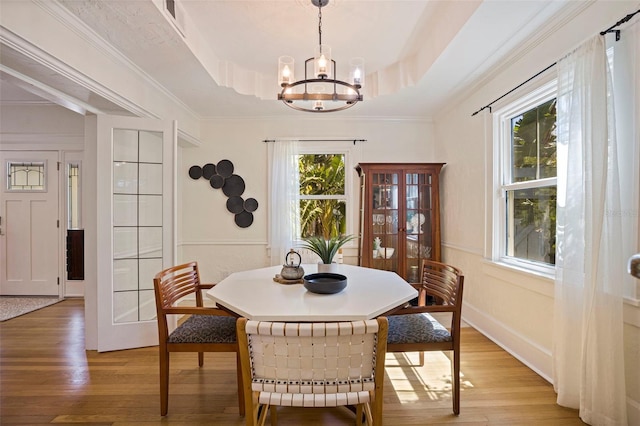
[202,163,216,180]
[188,165,203,180]
[189,160,258,228]
[226,196,245,214]
[217,159,234,178]
[235,211,254,228]
[244,198,258,212]
[210,174,224,189]
[222,174,245,197]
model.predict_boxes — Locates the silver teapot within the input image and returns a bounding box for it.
[280,249,305,280]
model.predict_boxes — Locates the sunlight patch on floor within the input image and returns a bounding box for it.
[385,351,470,404]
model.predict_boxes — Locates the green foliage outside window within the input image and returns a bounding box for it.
[512,99,557,181]
[509,99,557,265]
[299,154,346,239]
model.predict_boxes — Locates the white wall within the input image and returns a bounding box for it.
[179,116,435,282]
[433,0,640,420]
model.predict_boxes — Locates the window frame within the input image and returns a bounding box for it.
[492,80,557,276]
[295,141,356,244]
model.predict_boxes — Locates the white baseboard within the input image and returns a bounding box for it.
[462,301,553,383]
[462,303,640,422]
[64,281,84,298]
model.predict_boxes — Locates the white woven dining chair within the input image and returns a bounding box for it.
[236,317,388,426]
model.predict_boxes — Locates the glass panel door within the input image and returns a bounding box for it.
[94,114,175,352]
[405,171,433,282]
[112,129,164,323]
[371,172,399,272]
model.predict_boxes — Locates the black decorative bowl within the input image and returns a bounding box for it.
[303,273,348,294]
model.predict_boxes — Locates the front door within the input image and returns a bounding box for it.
[0,151,60,296]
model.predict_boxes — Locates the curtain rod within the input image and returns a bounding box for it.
[600,8,640,40]
[470,62,556,116]
[471,8,640,117]
[263,139,366,145]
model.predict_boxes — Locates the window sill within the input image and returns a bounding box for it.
[482,259,555,298]
[483,260,640,313]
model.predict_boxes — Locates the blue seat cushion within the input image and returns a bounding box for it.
[387,313,451,345]
[168,315,237,344]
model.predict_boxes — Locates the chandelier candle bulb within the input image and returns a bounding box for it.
[278,56,294,86]
[315,46,331,79]
[318,56,327,76]
[350,57,365,87]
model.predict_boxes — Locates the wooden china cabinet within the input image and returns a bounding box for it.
[356,163,445,283]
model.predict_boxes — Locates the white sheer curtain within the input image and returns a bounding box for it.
[268,140,300,266]
[553,34,629,425]
[610,15,640,302]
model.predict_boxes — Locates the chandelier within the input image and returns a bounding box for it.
[277,0,364,113]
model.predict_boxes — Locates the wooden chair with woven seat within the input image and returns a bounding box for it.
[153,261,244,416]
[386,259,464,415]
[237,317,388,426]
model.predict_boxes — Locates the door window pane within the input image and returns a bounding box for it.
[7,162,45,191]
[67,163,81,229]
[113,129,163,323]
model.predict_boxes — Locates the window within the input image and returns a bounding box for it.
[6,161,46,191]
[298,153,347,238]
[268,140,358,265]
[494,81,557,272]
[67,163,81,229]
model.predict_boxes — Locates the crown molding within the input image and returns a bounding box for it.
[437,1,594,120]
[12,1,201,121]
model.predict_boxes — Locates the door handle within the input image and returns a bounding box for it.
[629,254,640,279]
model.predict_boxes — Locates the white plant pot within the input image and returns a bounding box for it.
[317,262,339,274]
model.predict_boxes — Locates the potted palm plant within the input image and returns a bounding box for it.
[300,234,356,273]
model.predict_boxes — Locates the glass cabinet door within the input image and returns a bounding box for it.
[404,171,434,282]
[357,162,443,282]
[371,171,399,271]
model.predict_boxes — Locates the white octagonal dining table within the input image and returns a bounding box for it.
[206,264,418,322]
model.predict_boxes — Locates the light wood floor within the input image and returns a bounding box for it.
[0,298,585,425]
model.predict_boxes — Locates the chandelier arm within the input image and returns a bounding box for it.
[333,59,337,91]
[282,101,359,113]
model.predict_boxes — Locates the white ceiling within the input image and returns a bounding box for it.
[1,0,576,119]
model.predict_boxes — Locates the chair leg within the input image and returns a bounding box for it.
[363,402,374,425]
[236,352,245,416]
[247,397,261,426]
[269,406,278,426]
[419,351,425,366]
[198,351,204,367]
[452,349,460,415]
[257,404,269,426]
[160,350,169,416]
[356,404,364,426]
[371,388,383,426]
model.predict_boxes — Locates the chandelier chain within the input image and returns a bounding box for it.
[318,4,322,52]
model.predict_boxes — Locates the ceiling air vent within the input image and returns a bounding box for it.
[164,0,186,37]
